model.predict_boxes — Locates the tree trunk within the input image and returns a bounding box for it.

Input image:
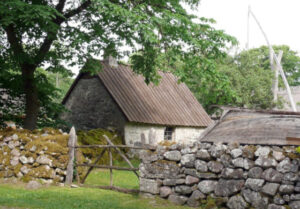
[21,64,40,130]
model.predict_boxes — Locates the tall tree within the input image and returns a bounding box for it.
[200,45,300,111]
[0,0,234,129]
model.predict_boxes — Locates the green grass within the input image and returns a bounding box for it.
[0,184,191,209]
[84,159,140,189]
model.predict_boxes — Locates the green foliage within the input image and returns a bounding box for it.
[0,68,69,128]
[296,146,300,154]
[0,0,235,128]
[217,54,276,109]
[192,45,300,112]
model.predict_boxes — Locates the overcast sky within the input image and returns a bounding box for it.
[197,0,300,53]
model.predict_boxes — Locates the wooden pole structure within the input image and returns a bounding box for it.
[103,135,139,178]
[272,50,283,102]
[109,148,113,187]
[81,148,107,183]
[249,8,297,111]
[65,126,77,185]
[246,5,250,50]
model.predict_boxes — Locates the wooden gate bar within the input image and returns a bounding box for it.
[76,163,139,171]
[103,135,139,178]
[75,144,156,150]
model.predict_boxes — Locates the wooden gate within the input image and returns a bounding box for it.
[65,127,155,193]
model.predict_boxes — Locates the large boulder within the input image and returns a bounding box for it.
[262,168,283,183]
[185,175,199,185]
[207,161,224,173]
[227,195,247,209]
[140,160,180,179]
[168,194,188,205]
[262,183,280,196]
[195,160,208,172]
[198,180,217,194]
[242,189,268,209]
[175,185,193,195]
[221,168,244,179]
[248,167,263,179]
[180,154,195,167]
[159,186,172,198]
[215,179,245,197]
[140,178,160,194]
[163,151,181,161]
[187,190,205,207]
[196,149,211,160]
[245,178,265,192]
[277,158,293,173]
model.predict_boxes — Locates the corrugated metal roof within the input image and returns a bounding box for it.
[95,61,212,127]
[200,109,300,145]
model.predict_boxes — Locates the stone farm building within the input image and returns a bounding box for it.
[62,59,213,145]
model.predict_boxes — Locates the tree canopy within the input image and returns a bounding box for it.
[0,0,235,129]
[197,45,300,113]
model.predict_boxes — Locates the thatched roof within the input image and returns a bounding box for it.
[200,109,300,145]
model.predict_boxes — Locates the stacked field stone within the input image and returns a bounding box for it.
[139,142,300,209]
[0,129,70,184]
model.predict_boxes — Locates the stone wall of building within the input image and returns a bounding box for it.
[62,75,127,134]
[125,123,205,146]
[139,142,300,209]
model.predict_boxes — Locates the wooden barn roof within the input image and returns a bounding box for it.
[200,109,300,145]
[63,61,212,127]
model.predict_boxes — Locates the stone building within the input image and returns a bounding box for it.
[62,59,213,145]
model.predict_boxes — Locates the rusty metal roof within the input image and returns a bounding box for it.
[92,61,212,127]
[200,109,300,145]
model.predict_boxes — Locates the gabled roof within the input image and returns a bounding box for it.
[200,108,300,145]
[63,61,213,127]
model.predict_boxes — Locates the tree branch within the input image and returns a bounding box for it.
[55,0,67,13]
[35,0,92,65]
[64,0,91,19]
[4,25,30,67]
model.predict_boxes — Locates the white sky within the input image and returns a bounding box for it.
[70,0,300,75]
[197,0,300,53]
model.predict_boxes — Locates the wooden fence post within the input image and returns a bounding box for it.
[65,126,77,185]
[109,148,113,187]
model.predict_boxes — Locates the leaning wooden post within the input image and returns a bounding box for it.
[65,126,77,185]
[109,147,113,187]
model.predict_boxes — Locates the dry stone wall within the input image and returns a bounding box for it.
[139,142,300,209]
[0,128,71,184]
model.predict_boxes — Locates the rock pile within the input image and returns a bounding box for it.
[0,128,73,184]
[139,142,300,209]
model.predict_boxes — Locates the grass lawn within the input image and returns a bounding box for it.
[0,184,192,209]
[83,159,140,189]
[0,160,192,209]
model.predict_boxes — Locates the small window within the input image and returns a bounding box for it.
[164,127,174,141]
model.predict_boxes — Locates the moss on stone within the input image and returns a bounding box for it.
[158,141,176,147]
[21,174,32,183]
[13,164,22,176]
[77,129,124,165]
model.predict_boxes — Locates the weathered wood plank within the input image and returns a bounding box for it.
[65,126,77,185]
[76,164,139,171]
[75,144,156,150]
[103,135,139,178]
[109,148,113,187]
[81,185,139,194]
